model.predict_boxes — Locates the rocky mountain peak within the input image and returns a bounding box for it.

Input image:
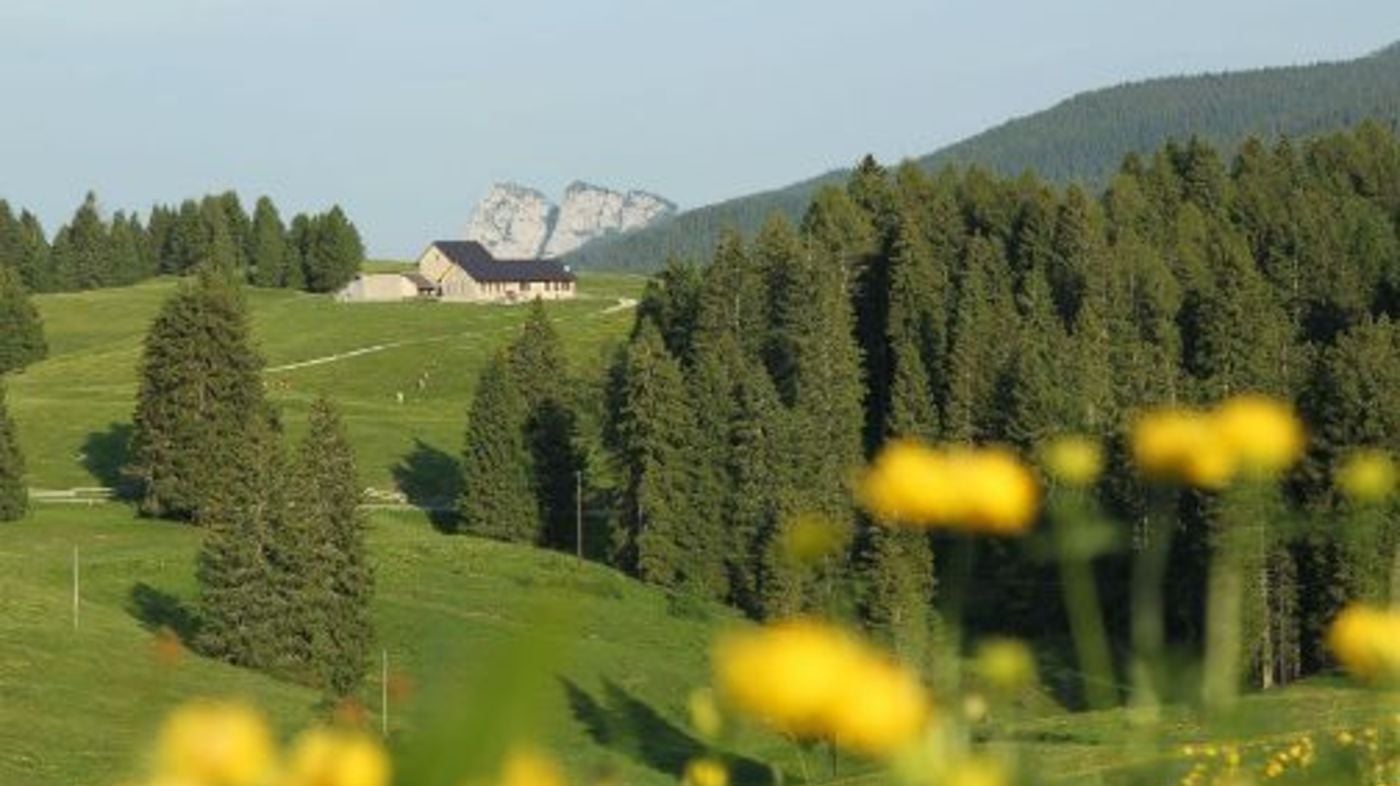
[465,181,675,259]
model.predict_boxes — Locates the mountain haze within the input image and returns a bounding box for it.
[563,41,1400,272]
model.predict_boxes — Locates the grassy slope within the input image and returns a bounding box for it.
[0,504,805,786]
[8,273,644,496]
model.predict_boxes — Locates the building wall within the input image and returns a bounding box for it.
[417,245,577,303]
[334,273,419,303]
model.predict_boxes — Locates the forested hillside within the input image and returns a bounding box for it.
[564,41,1400,272]
[558,122,1400,691]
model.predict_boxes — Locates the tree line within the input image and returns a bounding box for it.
[468,122,1400,692]
[0,192,365,294]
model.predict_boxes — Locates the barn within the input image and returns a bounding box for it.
[333,241,576,303]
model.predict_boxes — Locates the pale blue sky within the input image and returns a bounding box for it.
[1,1,1397,257]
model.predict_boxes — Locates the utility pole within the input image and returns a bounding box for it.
[575,470,583,560]
[72,546,80,630]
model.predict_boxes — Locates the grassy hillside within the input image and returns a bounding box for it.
[7,273,644,498]
[562,41,1400,273]
[0,504,801,786]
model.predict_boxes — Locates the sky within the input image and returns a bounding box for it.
[1,1,1398,258]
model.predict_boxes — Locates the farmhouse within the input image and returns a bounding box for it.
[334,240,577,303]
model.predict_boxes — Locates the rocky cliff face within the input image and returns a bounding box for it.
[465,181,674,259]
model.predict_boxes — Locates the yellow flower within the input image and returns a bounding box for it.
[1041,435,1103,487]
[1337,450,1397,503]
[155,701,275,786]
[972,637,1036,693]
[496,747,566,786]
[777,513,849,565]
[858,441,1038,535]
[282,727,390,786]
[712,619,930,757]
[687,688,722,740]
[1132,409,1221,486]
[944,756,1009,786]
[825,656,930,756]
[1211,395,1304,476]
[1327,605,1400,683]
[682,758,728,786]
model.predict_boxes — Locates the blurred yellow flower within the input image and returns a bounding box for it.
[682,758,728,786]
[712,619,930,757]
[687,688,722,740]
[1132,396,1304,488]
[155,701,274,786]
[1041,435,1103,487]
[858,441,1038,535]
[1327,605,1400,683]
[1212,396,1304,476]
[495,747,566,786]
[777,513,849,565]
[1336,450,1397,503]
[944,756,1009,786]
[972,638,1036,693]
[283,727,389,786]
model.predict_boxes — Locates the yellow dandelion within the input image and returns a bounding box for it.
[1041,435,1103,487]
[687,688,722,740]
[496,747,566,786]
[825,656,930,756]
[858,441,1039,534]
[858,440,964,525]
[155,700,275,786]
[944,756,1009,786]
[777,513,849,565]
[972,637,1036,693]
[1132,409,1221,486]
[1211,395,1304,476]
[682,758,728,786]
[1337,450,1397,503]
[283,727,390,786]
[1327,605,1400,683]
[953,448,1040,534]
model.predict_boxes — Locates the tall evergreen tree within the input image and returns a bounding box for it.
[250,197,291,288]
[459,351,536,542]
[0,265,47,374]
[0,383,25,521]
[280,397,374,695]
[129,268,269,520]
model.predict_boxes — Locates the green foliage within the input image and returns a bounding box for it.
[0,265,47,374]
[459,351,536,543]
[0,384,25,521]
[129,268,269,520]
[299,206,365,293]
[250,197,291,288]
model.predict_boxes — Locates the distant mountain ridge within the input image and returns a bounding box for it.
[464,181,674,260]
[563,40,1400,271]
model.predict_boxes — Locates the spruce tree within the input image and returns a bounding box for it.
[0,383,26,521]
[195,410,284,668]
[250,197,290,288]
[14,211,51,293]
[129,267,268,520]
[459,351,536,542]
[50,192,108,290]
[202,198,239,274]
[509,300,583,551]
[611,322,699,586]
[281,397,373,695]
[0,265,47,374]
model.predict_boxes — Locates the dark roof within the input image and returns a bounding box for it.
[433,240,577,283]
[403,272,436,290]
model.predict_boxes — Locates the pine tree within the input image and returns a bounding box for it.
[281,397,374,695]
[0,265,47,374]
[509,300,582,550]
[14,211,51,293]
[684,333,747,601]
[129,268,269,520]
[166,200,208,274]
[723,355,786,615]
[107,211,147,286]
[0,383,26,521]
[302,207,364,293]
[611,322,700,587]
[202,198,239,274]
[459,351,536,542]
[250,197,290,288]
[633,258,703,365]
[50,192,109,290]
[195,410,284,668]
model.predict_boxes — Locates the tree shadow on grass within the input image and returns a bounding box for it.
[391,438,461,532]
[127,581,199,643]
[81,423,138,500]
[562,678,780,784]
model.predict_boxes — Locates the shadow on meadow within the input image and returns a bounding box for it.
[391,438,461,531]
[127,581,199,642]
[562,678,781,784]
[81,423,139,500]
